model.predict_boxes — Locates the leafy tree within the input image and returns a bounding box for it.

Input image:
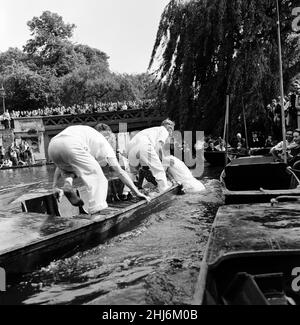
[24,11,75,56]
[0,48,27,75]
[0,10,159,113]
[150,0,300,137]
[74,44,110,68]
[60,63,116,106]
[4,65,60,110]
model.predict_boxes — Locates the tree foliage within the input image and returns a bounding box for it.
[0,11,155,112]
[150,0,300,136]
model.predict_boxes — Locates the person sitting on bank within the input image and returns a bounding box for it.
[233,133,246,149]
[270,130,294,161]
[0,158,13,168]
[0,146,5,162]
[236,141,248,156]
[48,125,150,215]
[206,140,218,152]
[215,138,227,152]
[265,135,275,148]
[250,132,264,148]
[2,111,11,129]
[9,147,18,166]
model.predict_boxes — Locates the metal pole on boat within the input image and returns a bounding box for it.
[276,0,288,164]
[225,95,230,166]
[242,98,249,153]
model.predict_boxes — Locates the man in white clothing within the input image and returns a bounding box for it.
[48,125,149,214]
[270,130,295,161]
[127,119,175,192]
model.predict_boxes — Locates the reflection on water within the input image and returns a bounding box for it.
[0,163,224,305]
[0,165,55,190]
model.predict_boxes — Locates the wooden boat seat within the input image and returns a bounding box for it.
[222,272,269,305]
[222,272,289,305]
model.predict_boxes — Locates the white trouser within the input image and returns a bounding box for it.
[48,135,108,213]
[127,137,169,192]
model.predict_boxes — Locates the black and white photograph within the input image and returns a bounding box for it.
[0,0,300,311]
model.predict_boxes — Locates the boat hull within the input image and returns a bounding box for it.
[0,185,179,278]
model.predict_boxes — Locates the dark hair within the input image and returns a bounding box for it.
[95,123,112,133]
[161,119,175,128]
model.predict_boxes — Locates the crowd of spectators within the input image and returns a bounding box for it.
[205,127,300,168]
[0,139,35,168]
[204,92,299,156]
[266,93,298,141]
[0,99,158,130]
[205,132,276,155]
[0,99,157,127]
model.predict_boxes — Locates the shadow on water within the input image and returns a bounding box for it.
[1,163,224,305]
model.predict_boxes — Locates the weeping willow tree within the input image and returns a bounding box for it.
[149,0,300,137]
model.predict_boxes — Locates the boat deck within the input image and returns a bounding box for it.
[0,198,135,253]
[206,202,300,267]
[194,202,300,305]
[226,156,275,166]
[0,185,179,275]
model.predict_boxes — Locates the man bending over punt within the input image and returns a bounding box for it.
[48,125,150,215]
[126,119,175,193]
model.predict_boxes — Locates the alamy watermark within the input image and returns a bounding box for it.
[107,123,205,178]
[0,267,5,292]
[292,7,300,33]
[291,267,300,293]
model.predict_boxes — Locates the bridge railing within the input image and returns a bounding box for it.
[42,107,166,131]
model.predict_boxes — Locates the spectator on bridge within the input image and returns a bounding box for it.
[11,99,159,118]
[0,158,13,168]
[48,125,150,214]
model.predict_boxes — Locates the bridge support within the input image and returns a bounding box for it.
[13,117,46,163]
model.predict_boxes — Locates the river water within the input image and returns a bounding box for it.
[0,164,224,305]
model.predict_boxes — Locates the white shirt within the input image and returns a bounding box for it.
[54,125,117,164]
[273,140,294,151]
[130,126,169,148]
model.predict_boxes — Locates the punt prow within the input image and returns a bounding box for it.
[194,201,300,305]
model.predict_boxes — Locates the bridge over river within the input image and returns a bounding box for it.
[0,107,167,162]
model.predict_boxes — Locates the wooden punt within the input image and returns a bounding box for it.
[193,202,300,305]
[0,181,180,279]
[221,156,300,204]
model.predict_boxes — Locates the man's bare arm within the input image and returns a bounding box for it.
[107,158,150,202]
